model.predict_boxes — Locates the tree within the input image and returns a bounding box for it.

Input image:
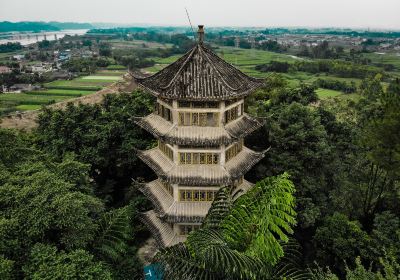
[36,91,154,204]
[251,102,331,228]
[313,213,372,276]
[22,244,112,280]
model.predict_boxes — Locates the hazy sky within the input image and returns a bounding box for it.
[1,0,399,29]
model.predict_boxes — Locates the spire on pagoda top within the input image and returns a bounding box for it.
[133,25,264,101]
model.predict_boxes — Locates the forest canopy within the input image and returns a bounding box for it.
[0,77,399,279]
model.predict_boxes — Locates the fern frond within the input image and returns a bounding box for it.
[93,206,131,261]
[221,173,297,265]
[202,187,233,230]
[154,243,218,280]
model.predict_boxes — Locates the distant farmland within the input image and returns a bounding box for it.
[0,69,126,115]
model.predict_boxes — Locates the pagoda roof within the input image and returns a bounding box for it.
[140,180,211,223]
[133,43,264,101]
[137,146,265,185]
[140,210,185,248]
[134,113,265,146]
[139,179,254,223]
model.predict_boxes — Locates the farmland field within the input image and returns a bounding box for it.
[109,39,173,50]
[316,88,343,99]
[0,70,125,115]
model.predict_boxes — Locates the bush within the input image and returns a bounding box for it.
[314,78,357,93]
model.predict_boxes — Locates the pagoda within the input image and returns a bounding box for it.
[134,25,266,248]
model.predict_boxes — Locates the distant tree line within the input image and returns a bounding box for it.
[255,59,386,80]
[0,42,22,53]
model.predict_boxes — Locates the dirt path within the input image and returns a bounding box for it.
[0,74,137,131]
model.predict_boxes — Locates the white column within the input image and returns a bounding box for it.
[172,100,178,125]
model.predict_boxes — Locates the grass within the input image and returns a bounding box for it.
[316,88,343,99]
[15,104,42,111]
[364,52,400,70]
[94,70,126,76]
[0,93,69,105]
[107,64,126,70]
[80,75,121,81]
[26,89,96,97]
[109,39,173,50]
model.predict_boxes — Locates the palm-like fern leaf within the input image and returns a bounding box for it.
[187,228,265,280]
[93,206,131,261]
[221,173,296,265]
[155,243,218,280]
[202,187,233,229]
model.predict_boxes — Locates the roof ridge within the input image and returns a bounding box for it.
[201,45,263,83]
[199,44,238,92]
[161,44,198,90]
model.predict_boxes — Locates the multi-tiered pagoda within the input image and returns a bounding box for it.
[134,25,266,248]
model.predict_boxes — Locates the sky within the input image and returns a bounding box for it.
[0,0,400,30]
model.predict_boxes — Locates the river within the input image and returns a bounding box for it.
[0,29,89,45]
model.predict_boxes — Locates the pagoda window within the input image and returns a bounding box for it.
[199,113,207,126]
[158,140,174,161]
[224,105,242,124]
[179,152,219,165]
[179,224,201,235]
[225,140,244,162]
[156,102,172,122]
[178,112,219,127]
[179,189,218,202]
[206,112,218,126]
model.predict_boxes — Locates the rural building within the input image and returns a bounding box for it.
[28,63,52,73]
[0,66,12,74]
[9,83,39,93]
[12,54,25,61]
[133,25,266,248]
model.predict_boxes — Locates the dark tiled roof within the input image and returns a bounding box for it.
[133,44,264,101]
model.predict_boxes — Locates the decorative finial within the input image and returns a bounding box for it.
[197,25,204,44]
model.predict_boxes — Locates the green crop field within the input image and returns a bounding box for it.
[316,88,344,99]
[80,75,121,81]
[0,70,124,115]
[364,52,400,70]
[26,89,96,97]
[110,39,173,50]
[0,92,68,104]
[107,64,127,70]
[15,104,42,111]
[94,70,126,76]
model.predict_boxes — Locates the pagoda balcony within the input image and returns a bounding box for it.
[140,179,254,223]
[134,113,265,146]
[140,179,212,223]
[137,146,265,186]
[140,210,185,248]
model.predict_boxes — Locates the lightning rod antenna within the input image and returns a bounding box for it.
[185,7,196,40]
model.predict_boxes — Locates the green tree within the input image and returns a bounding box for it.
[313,213,372,275]
[36,91,154,204]
[22,244,112,280]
